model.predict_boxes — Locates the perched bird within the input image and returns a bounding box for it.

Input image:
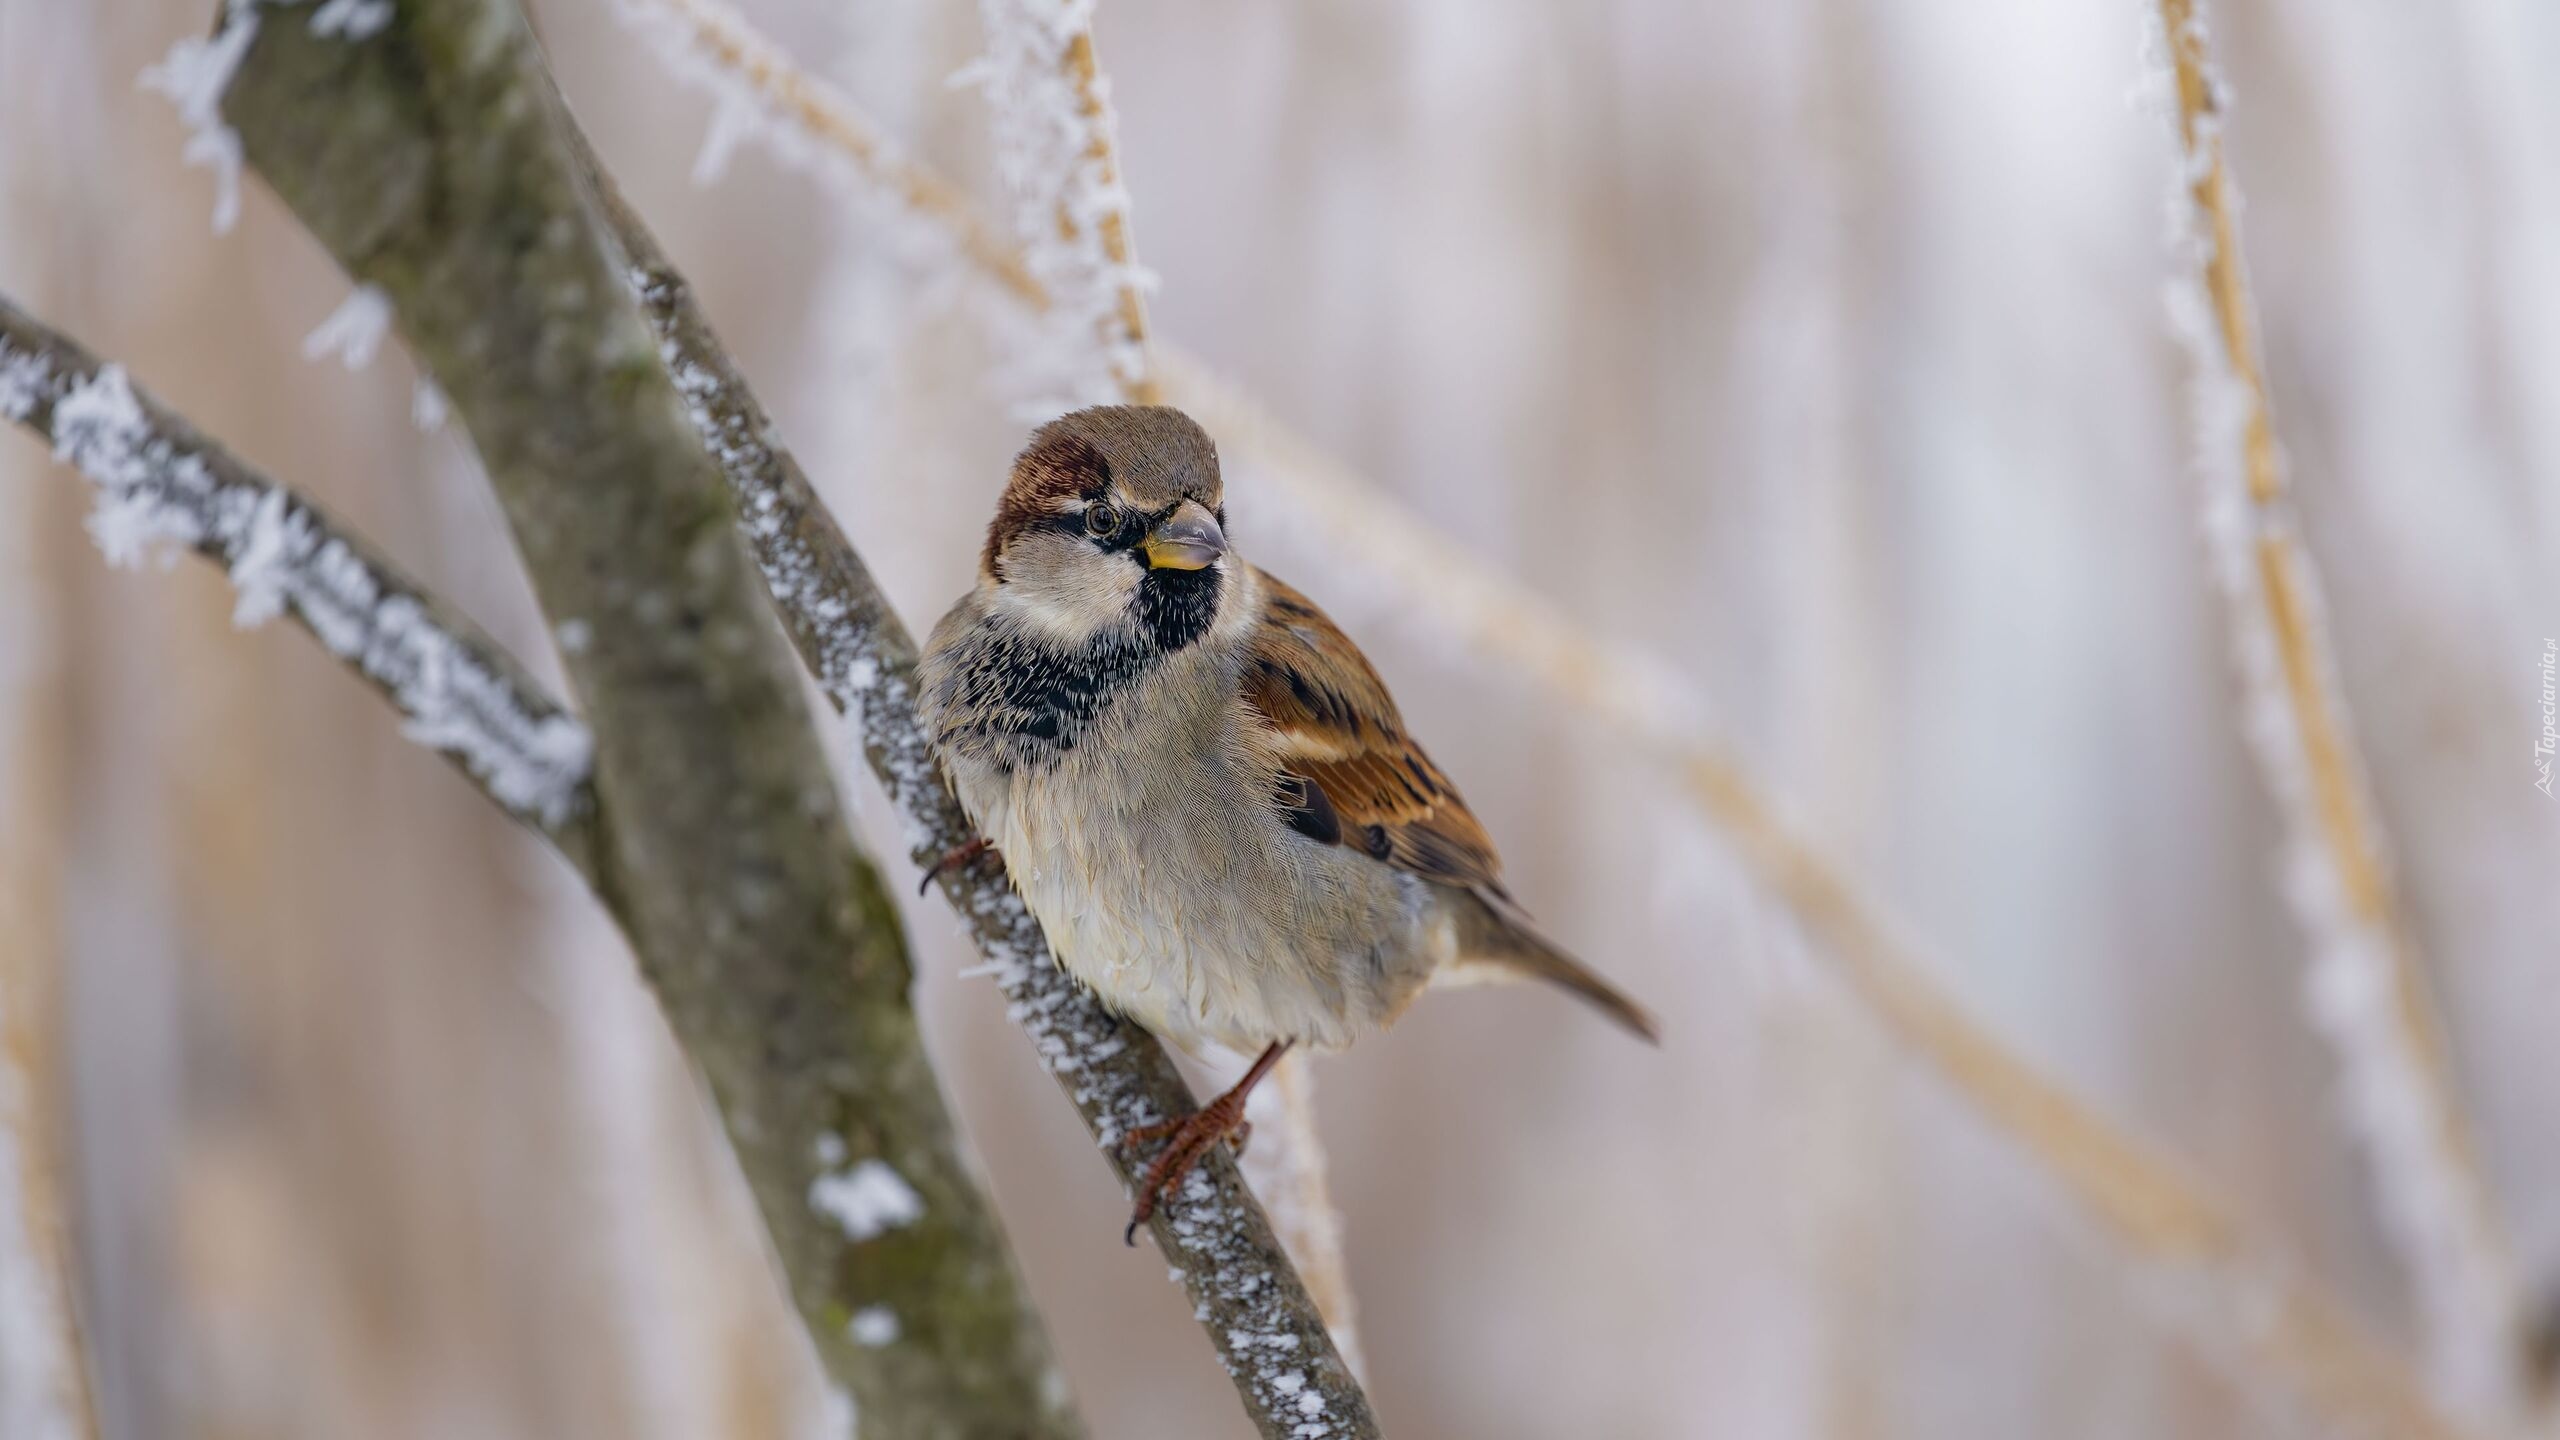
[919,405,1656,1236]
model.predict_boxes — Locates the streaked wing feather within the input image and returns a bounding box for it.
[1242,570,1506,894]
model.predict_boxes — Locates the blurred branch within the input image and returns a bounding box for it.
[609,9,2490,1437]
[216,9,1079,1438]
[0,982,93,1440]
[608,0,1044,309]
[588,136,1380,1440]
[1240,1054,1364,1374]
[2148,0,2528,1419]
[966,0,1160,404]
[0,301,601,863]
[0,659,95,1440]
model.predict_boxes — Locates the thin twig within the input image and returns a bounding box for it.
[0,301,601,864]
[965,0,1159,404]
[608,0,1044,310]
[606,12,2489,1435]
[1054,18,1161,402]
[2147,0,2525,1418]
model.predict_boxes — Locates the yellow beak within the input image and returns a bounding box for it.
[1140,499,1227,571]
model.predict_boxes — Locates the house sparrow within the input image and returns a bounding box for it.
[919,406,1656,1236]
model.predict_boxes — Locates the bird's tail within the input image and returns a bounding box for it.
[1449,889,1660,1044]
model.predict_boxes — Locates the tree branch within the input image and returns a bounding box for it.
[217,8,1077,1437]
[0,300,600,867]
[588,138,1380,1440]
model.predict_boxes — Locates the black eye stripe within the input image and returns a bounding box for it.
[1034,498,1222,557]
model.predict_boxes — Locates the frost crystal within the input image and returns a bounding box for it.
[817,1385,855,1440]
[0,348,49,423]
[226,485,305,627]
[301,285,395,371]
[34,362,591,827]
[846,1305,900,1348]
[691,95,756,188]
[410,380,449,433]
[308,0,392,40]
[808,1158,924,1242]
[140,0,263,234]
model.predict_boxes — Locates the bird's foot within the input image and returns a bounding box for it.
[1119,1099,1254,1245]
[1117,1042,1291,1245]
[917,835,997,896]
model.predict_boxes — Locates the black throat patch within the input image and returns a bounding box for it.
[1133,563,1222,654]
[949,563,1225,770]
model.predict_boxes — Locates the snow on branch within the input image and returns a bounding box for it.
[584,151,1378,1439]
[0,297,597,841]
[606,13,2481,1436]
[2142,1,2527,1419]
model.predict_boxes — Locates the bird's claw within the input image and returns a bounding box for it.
[1118,1098,1252,1245]
[917,836,996,896]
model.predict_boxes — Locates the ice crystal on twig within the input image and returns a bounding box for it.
[140,0,262,234]
[301,284,395,371]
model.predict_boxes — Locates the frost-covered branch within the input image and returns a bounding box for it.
[0,298,599,855]
[961,0,1160,405]
[584,138,1379,1440]
[216,8,1078,1437]
[608,10,2479,1435]
[2143,2,2527,1419]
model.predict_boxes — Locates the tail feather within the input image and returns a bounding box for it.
[1452,889,1660,1044]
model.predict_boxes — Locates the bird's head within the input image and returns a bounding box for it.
[981,405,1232,653]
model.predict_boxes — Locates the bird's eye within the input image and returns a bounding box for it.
[1083,501,1126,540]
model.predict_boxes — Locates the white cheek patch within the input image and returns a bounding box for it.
[996,530,1144,644]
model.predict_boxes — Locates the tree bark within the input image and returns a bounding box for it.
[220,7,1078,1437]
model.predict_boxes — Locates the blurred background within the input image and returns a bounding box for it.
[3,1,2557,1437]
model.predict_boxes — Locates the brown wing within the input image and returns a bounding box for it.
[1241,569,1507,895]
